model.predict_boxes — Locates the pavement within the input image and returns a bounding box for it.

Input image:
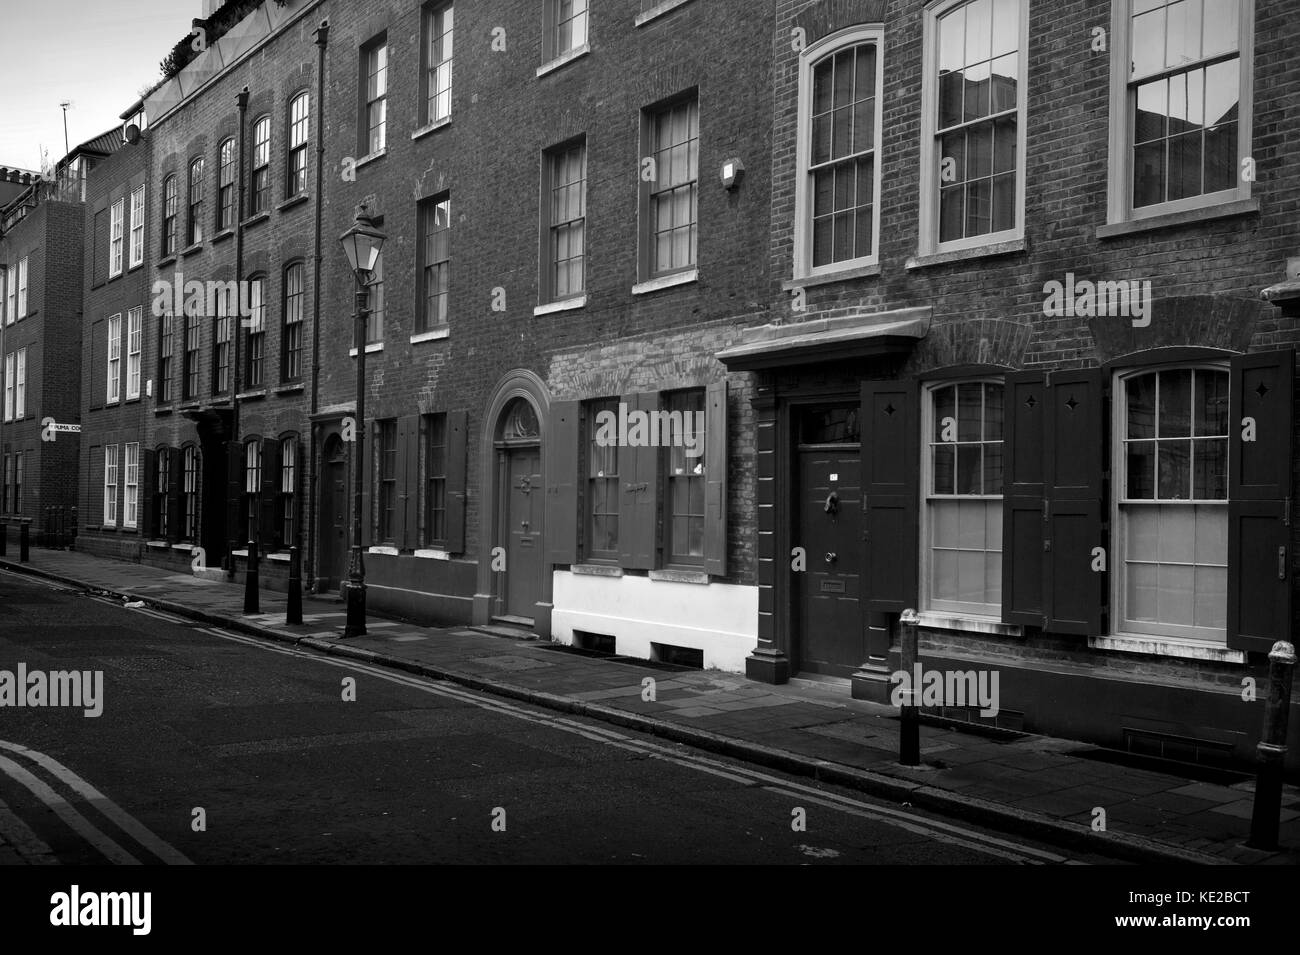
[2,546,1297,866]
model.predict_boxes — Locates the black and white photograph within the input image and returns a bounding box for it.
[0,0,1294,935]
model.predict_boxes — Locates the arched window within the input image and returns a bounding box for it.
[217,138,236,230]
[181,444,201,543]
[251,115,271,213]
[282,262,304,382]
[286,93,309,198]
[187,157,205,245]
[153,447,172,540]
[161,175,178,256]
[245,274,266,388]
[279,434,298,547]
[242,439,263,544]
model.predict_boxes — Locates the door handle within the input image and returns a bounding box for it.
[824,491,839,515]
[825,552,837,564]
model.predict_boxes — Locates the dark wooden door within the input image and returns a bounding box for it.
[318,437,348,589]
[503,447,543,620]
[796,450,865,676]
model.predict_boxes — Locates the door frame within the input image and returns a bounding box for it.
[474,370,553,634]
[315,430,348,591]
[495,441,543,620]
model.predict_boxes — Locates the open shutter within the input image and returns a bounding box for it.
[359,421,374,548]
[260,438,280,551]
[1043,369,1106,636]
[861,379,919,613]
[704,380,728,576]
[546,400,581,565]
[619,392,660,570]
[140,448,156,539]
[166,448,182,543]
[445,410,468,553]
[397,415,419,550]
[1227,348,1295,653]
[1002,372,1047,625]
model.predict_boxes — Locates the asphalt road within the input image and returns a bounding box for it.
[0,568,1114,865]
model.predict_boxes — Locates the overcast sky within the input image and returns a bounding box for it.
[0,0,194,170]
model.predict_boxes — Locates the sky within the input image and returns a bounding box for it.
[0,0,196,171]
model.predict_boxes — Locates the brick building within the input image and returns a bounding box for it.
[718,0,1300,769]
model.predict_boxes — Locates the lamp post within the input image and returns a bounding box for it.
[338,203,386,638]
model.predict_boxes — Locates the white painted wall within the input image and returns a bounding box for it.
[552,571,758,672]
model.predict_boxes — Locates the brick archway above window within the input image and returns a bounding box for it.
[1087,294,1260,364]
[907,317,1030,375]
[792,0,886,48]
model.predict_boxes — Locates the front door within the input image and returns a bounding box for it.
[318,435,349,590]
[502,446,542,620]
[795,428,865,677]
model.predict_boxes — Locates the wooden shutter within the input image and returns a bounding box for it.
[861,379,919,613]
[359,421,374,548]
[226,440,243,545]
[140,448,156,539]
[445,410,468,553]
[1227,348,1295,653]
[1002,372,1047,625]
[546,400,581,565]
[704,380,728,577]
[397,415,419,550]
[619,392,660,570]
[260,438,280,551]
[166,448,183,543]
[1043,369,1106,636]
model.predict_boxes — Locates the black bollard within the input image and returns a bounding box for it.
[243,539,260,614]
[898,608,920,766]
[19,522,30,563]
[1247,641,1296,850]
[286,546,303,625]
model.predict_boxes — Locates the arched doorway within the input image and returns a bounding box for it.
[493,398,543,622]
[317,433,349,591]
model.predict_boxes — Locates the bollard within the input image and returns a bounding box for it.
[243,539,260,614]
[286,546,303,625]
[898,607,921,766]
[19,522,30,563]
[1247,640,1295,850]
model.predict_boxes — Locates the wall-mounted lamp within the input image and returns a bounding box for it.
[721,158,745,191]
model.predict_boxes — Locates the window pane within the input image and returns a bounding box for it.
[1159,369,1192,437]
[1127,373,1157,438]
[1194,437,1227,499]
[957,382,983,441]
[1194,370,1229,436]
[1203,0,1240,57]
[1128,440,1156,498]
[1158,439,1191,498]
[956,443,982,495]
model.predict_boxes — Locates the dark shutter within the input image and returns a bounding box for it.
[619,392,660,570]
[1227,349,1295,653]
[260,438,280,550]
[1002,372,1047,625]
[1043,369,1106,636]
[397,415,419,550]
[704,380,728,577]
[445,410,468,553]
[140,448,156,538]
[359,421,374,548]
[166,448,182,543]
[226,440,243,546]
[861,379,919,613]
[88,321,104,411]
[546,400,581,565]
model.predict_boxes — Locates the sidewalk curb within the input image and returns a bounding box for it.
[0,558,1238,865]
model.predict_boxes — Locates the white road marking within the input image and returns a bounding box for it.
[195,626,1077,864]
[0,741,192,866]
[0,754,139,865]
[0,793,58,864]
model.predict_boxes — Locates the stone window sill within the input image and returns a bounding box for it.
[535,295,586,316]
[212,229,235,245]
[355,149,387,170]
[236,390,267,401]
[649,568,709,585]
[632,269,697,296]
[537,44,590,78]
[571,563,623,577]
[411,328,449,343]
[411,117,451,141]
[414,548,450,560]
[1089,633,1246,664]
[636,0,694,25]
[348,343,384,356]
[906,238,1026,270]
[275,383,305,395]
[179,242,203,257]
[1096,198,1260,240]
[242,211,271,229]
[146,540,170,550]
[368,545,399,556]
[267,552,291,563]
[916,611,1024,638]
[277,194,309,213]
[784,262,881,291]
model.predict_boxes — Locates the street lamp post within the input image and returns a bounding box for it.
[338,204,386,638]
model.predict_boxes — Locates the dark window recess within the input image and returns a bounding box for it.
[650,643,704,669]
[573,630,616,655]
[800,404,861,445]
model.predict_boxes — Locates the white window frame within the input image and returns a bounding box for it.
[424,2,454,125]
[129,185,145,267]
[2,353,13,421]
[1110,362,1231,645]
[544,0,590,63]
[3,265,13,324]
[920,377,1005,619]
[1106,0,1254,226]
[106,313,122,404]
[793,25,885,280]
[16,256,27,316]
[124,442,140,529]
[126,306,142,400]
[104,444,119,526]
[14,348,25,419]
[918,0,1029,257]
[110,198,125,277]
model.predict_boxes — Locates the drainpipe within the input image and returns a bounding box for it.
[229,86,248,571]
[306,19,329,594]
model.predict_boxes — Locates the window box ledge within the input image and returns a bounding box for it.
[274,383,305,395]
[411,328,450,343]
[1096,198,1260,240]
[632,269,698,296]
[1089,633,1246,664]
[783,263,881,291]
[235,389,267,401]
[571,563,623,577]
[535,295,587,316]
[916,611,1024,638]
[411,117,451,141]
[636,0,695,26]
[212,228,235,245]
[277,194,309,213]
[368,545,399,556]
[348,342,384,356]
[241,211,271,229]
[649,568,709,585]
[906,238,1026,270]
[537,43,591,78]
[354,149,387,170]
[414,548,451,560]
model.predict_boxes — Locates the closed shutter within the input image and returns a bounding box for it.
[619,392,660,570]
[861,379,919,613]
[226,440,243,546]
[1002,372,1047,625]
[260,438,280,551]
[397,415,419,550]
[359,421,374,548]
[89,446,104,529]
[704,380,728,577]
[1043,369,1106,636]
[140,448,156,539]
[166,448,183,543]
[445,410,468,553]
[546,400,581,565]
[1227,348,1295,653]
